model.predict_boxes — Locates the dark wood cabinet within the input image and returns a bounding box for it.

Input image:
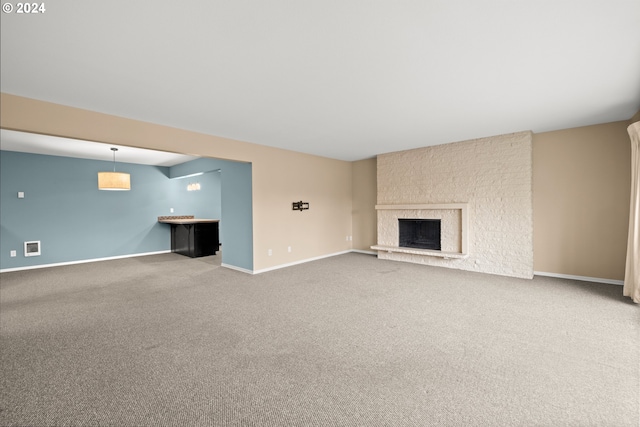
[159,218,220,258]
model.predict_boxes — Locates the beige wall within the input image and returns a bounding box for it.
[0,93,353,272]
[251,147,352,270]
[532,121,631,280]
[351,158,377,251]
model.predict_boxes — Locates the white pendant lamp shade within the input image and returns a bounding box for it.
[98,171,131,190]
[98,148,131,191]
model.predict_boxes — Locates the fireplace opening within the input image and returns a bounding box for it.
[399,219,441,250]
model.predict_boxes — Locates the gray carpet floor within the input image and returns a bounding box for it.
[0,252,638,426]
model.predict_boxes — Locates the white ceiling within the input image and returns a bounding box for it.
[0,130,197,166]
[1,1,639,162]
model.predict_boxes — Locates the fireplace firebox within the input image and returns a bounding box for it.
[399,219,441,250]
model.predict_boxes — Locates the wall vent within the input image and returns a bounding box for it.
[24,241,41,257]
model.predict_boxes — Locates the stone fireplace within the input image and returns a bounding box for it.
[372,131,533,279]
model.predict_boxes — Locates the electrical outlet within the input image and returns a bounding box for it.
[10,250,16,257]
[287,246,292,253]
[170,208,174,213]
[268,249,272,256]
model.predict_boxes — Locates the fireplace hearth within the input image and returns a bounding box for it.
[399,219,441,251]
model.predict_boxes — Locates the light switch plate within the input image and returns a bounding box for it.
[17,192,24,198]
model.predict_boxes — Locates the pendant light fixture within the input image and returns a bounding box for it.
[98,147,131,191]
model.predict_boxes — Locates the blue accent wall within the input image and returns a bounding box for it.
[170,157,253,271]
[170,170,222,220]
[0,151,254,271]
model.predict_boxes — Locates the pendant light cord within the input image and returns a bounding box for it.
[111,147,118,172]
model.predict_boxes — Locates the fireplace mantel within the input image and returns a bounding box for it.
[372,203,469,258]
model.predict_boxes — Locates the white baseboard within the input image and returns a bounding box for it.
[534,271,623,286]
[252,250,354,275]
[0,250,369,275]
[221,263,254,275]
[0,250,172,273]
[351,249,377,255]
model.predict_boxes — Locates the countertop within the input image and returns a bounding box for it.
[158,216,219,225]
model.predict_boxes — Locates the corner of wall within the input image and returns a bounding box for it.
[351,157,378,251]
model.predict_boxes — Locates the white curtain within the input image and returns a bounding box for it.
[624,121,640,303]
